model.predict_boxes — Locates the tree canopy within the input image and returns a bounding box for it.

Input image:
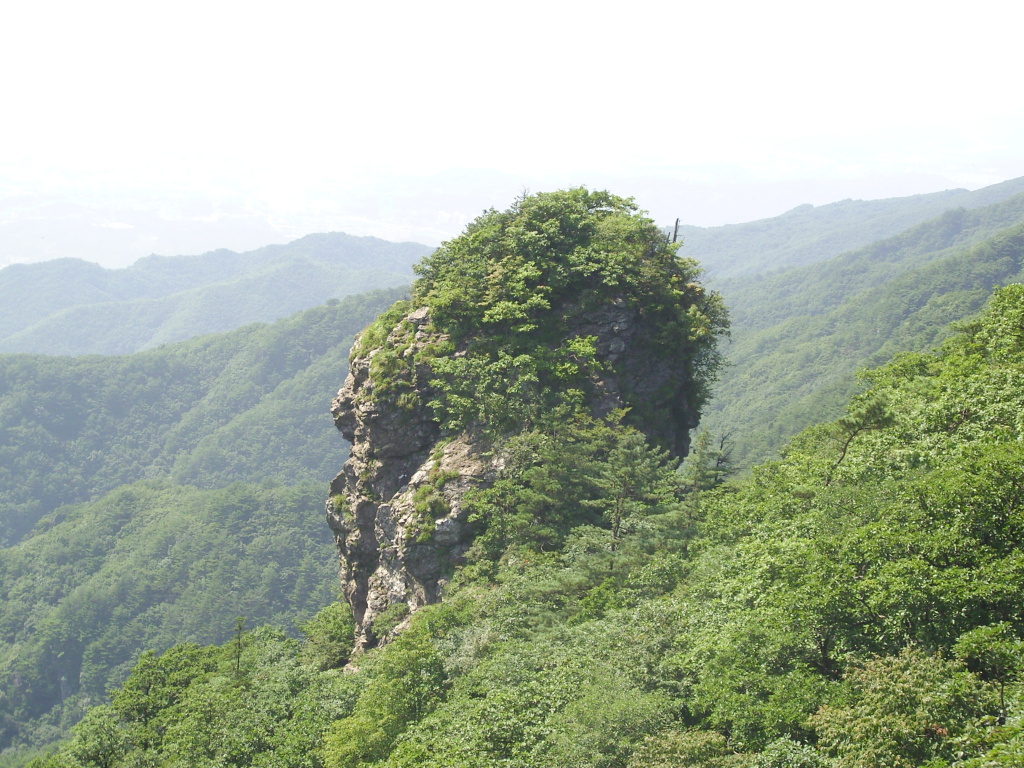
[382,188,727,443]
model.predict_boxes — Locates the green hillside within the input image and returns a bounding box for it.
[703,192,1024,466]
[0,234,430,355]
[0,287,403,545]
[0,288,408,758]
[0,481,337,755]
[681,175,1024,279]
[28,283,1024,768]
[9,185,1024,767]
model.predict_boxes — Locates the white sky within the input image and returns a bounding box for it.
[2,0,1023,266]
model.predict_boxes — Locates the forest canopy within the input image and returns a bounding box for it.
[367,187,728,444]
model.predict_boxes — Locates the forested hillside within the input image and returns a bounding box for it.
[0,481,336,757]
[681,175,1024,279]
[29,283,1024,766]
[9,184,1024,767]
[0,234,429,355]
[0,288,403,546]
[704,190,1024,466]
[0,288,407,761]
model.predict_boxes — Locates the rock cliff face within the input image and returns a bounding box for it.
[326,306,481,650]
[326,298,703,649]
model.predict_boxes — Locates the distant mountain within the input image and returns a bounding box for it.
[0,287,404,546]
[702,190,1024,466]
[680,175,1024,280]
[0,233,431,355]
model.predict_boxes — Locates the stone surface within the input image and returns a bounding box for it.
[327,311,491,649]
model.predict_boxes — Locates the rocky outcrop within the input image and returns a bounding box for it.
[326,307,488,649]
[327,298,702,649]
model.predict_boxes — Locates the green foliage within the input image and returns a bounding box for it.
[0,284,392,752]
[26,248,1024,767]
[811,647,992,768]
[462,414,622,556]
[40,628,363,768]
[350,301,413,361]
[300,602,356,672]
[407,187,727,437]
[955,623,1024,722]
[755,738,824,768]
[0,288,404,545]
[407,465,459,543]
[586,429,678,552]
[677,428,735,524]
[371,603,410,640]
[0,481,339,753]
[627,729,751,768]
[322,626,446,768]
[43,280,1024,768]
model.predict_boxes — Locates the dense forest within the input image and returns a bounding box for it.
[22,242,1024,767]
[4,183,1024,766]
[704,190,1024,466]
[0,289,404,760]
[0,482,337,757]
[0,288,405,545]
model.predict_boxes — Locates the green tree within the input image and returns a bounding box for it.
[678,428,735,523]
[588,429,678,552]
[811,647,993,768]
[299,601,356,671]
[955,624,1024,724]
[321,630,446,768]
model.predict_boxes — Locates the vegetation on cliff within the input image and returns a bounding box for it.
[327,189,728,652]
[364,187,727,445]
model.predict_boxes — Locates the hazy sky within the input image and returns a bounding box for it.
[2,0,1023,266]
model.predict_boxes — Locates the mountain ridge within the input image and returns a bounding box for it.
[681,175,1024,279]
[0,233,431,355]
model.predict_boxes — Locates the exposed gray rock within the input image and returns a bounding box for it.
[327,310,491,649]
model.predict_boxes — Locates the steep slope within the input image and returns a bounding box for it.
[0,481,337,753]
[680,175,1024,279]
[0,233,431,355]
[703,192,1024,466]
[0,287,404,546]
[0,288,406,756]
